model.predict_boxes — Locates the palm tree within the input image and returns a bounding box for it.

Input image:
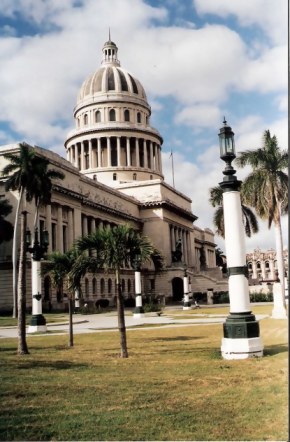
[235,130,288,312]
[73,224,163,358]
[17,210,29,354]
[209,185,259,238]
[42,248,82,347]
[0,195,13,244]
[2,143,64,319]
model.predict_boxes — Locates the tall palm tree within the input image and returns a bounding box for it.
[17,210,29,354]
[73,224,163,358]
[42,248,82,347]
[235,130,288,311]
[209,185,259,238]
[2,143,64,318]
[0,195,13,244]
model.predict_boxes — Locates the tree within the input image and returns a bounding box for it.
[0,195,13,244]
[17,210,29,354]
[235,130,288,312]
[73,224,163,358]
[42,248,82,347]
[209,185,259,238]
[2,143,64,320]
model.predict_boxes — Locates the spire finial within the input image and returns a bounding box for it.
[223,116,227,125]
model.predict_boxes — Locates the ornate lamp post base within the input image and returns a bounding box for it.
[221,312,263,359]
[183,302,191,310]
[27,314,47,333]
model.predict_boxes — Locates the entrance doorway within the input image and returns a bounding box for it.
[172,277,184,302]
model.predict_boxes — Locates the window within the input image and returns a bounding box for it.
[124,109,130,121]
[109,109,116,121]
[100,278,105,294]
[84,114,88,125]
[265,261,270,269]
[51,223,57,251]
[137,112,141,123]
[92,278,97,295]
[127,279,131,295]
[257,262,261,269]
[113,173,117,181]
[95,111,101,123]
[122,279,126,293]
[108,278,112,294]
[85,278,89,297]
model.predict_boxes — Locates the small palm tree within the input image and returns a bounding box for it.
[42,248,82,347]
[0,195,13,244]
[209,185,259,238]
[73,224,163,358]
[235,130,288,308]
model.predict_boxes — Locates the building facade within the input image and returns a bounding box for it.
[247,248,288,282]
[0,39,226,312]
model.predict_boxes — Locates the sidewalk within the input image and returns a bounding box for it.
[0,310,269,339]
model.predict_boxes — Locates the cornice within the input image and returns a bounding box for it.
[140,199,198,222]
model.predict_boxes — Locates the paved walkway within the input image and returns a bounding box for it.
[0,310,269,339]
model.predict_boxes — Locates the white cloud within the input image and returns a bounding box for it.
[174,104,222,129]
[194,0,287,45]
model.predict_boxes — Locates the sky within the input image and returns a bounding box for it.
[0,0,288,254]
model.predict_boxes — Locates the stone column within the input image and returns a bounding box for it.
[117,137,121,166]
[88,139,93,169]
[126,138,131,166]
[97,138,101,167]
[144,140,148,168]
[75,144,79,169]
[57,205,63,253]
[135,138,140,167]
[183,269,191,310]
[81,141,85,170]
[150,142,154,170]
[45,205,52,254]
[107,137,111,167]
[67,209,74,248]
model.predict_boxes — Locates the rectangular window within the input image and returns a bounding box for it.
[52,223,57,251]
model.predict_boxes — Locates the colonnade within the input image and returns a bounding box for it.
[248,259,277,280]
[66,136,162,173]
[169,224,192,265]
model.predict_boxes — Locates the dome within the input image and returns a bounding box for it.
[77,66,147,104]
[76,39,148,106]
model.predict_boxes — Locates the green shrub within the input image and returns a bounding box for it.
[250,292,273,302]
[143,303,162,313]
[213,291,229,304]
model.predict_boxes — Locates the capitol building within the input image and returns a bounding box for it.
[0,38,226,312]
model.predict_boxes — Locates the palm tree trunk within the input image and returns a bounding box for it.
[68,297,73,347]
[12,187,24,318]
[17,210,29,355]
[274,216,286,311]
[116,270,128,358]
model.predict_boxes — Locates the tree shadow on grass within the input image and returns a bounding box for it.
[263,343,288,356]
[16,360,89,370]
[146,336,206,342]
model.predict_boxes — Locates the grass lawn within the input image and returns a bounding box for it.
[0,313,69,328]
[0,316,288,441]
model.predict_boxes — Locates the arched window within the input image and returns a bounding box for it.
[84,114,88,125]
[85,278,89,297]
[95,110,101,123]
[265,261,270,269]
[257,262,261,269]
[100,278,105,294]
[133,173,137,180]
[113,173,117,181]
[109,109,116,121]
[248,263,252,270]
[124,109,130,121]
[92,278,97,295]
[137,112,141,123]
[108,278,112,294]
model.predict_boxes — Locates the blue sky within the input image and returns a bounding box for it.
[0,0,287,253]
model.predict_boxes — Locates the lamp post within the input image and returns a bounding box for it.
[218,118,263,359]
[183,264,191,310]
[26,227,49,333]
[133,253,145,318]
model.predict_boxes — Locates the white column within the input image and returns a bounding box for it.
[75,144,79,169]
[107,137,111,167]
[135,138,140,167]
[89,139,93,169]
[150,142,154,170]
[117,137,121,166]
[81,141,85,170]
[144,140,148,168]
[126,138,131,166]
[158,147,162,173]
[97,138,101,167]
